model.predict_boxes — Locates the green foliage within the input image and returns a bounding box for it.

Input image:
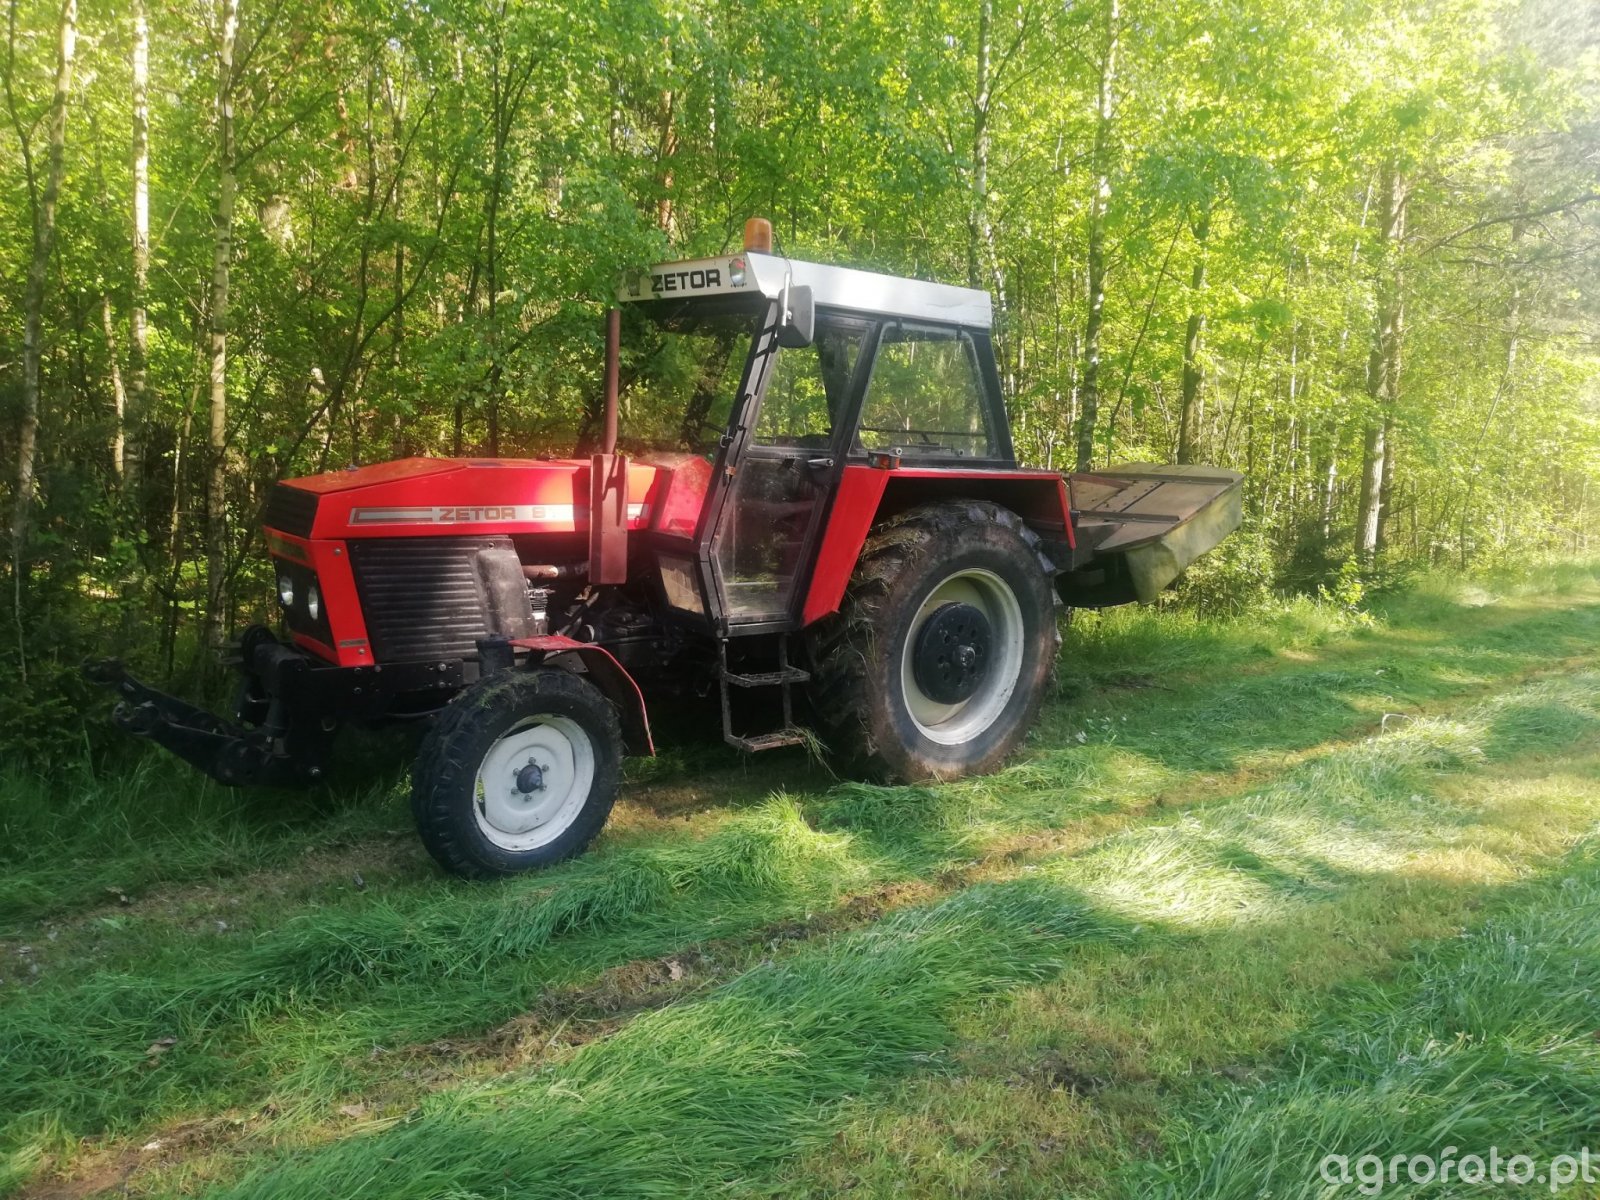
[1167,521,1277,615]
[1317,556,1368,612]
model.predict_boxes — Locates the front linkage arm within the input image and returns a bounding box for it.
[83,632,331,787]
[83,626,469,788]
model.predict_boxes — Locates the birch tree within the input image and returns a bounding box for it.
[5,0,76,677]
[127,0,151,501]
[202,0,239,651]
[1355,162,1405,561]
[1075,0,1118,470]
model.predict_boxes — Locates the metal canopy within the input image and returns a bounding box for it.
[618,250,993,330]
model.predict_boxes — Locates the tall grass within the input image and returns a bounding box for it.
[750,676,1600,1198]
[206,671,1600,1199]
[214,878,1130,1200]
[0,798,870,1137]
[0,753,407,928]
[1137,837,1600,1199]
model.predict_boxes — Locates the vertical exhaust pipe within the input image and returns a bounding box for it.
[601,306,620,455]
[590,306,628,584]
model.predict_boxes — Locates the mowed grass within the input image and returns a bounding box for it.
[125,673,1600,1198]
[767,683,1600,1197]
[2,560,1599,1197]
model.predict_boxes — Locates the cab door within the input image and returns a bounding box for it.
[705,314,867,628]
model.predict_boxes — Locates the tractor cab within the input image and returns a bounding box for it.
[616,218,1017,635]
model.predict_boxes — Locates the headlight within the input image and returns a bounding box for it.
[305,583,321,622]
[277,572,295,608]
[728,256,745,287]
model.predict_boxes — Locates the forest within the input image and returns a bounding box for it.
[1,0,1597,759]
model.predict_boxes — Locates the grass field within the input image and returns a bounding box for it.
[4,562,1600,1198]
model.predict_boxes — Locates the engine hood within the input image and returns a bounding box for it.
[263,455,711,541]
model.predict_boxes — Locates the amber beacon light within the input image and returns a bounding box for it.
[743,217,773,253]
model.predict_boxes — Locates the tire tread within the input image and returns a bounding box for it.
[807,500,1061,781]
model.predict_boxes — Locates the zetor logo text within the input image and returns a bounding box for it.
[438,506,518,522]
[349,504,564,525]
[349,501,643,527]
[651,267,723,293]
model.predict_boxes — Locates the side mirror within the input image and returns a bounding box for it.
[777,284,814,349]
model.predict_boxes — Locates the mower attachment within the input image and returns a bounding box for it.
[1061,464,1244,606]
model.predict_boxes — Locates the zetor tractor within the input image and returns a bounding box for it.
[90,219,1242,878]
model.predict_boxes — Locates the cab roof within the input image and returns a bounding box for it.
[618,250,992,330]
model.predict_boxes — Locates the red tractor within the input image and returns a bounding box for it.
[90,219,1241,878]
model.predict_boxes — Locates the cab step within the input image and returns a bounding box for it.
[718,636,813,754]
[723,666,810,688]
[725,728,810,753]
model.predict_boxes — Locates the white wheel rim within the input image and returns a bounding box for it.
[899,567,1026,746]
[473,715,596,851]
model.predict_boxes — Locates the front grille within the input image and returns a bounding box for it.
[349,537,512,663]
[263,484,319,538]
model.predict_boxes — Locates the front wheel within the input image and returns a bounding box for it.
[807,500,1061,782]
[412,668,623,878]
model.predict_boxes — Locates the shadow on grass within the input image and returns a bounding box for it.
[1043,593,1600,779]
[1480,697,1600,762]
[8,581,1593,932]
[194,874,1143,1200]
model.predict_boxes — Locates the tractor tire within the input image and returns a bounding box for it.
[412,667,623,878]
[807,500,1061,782]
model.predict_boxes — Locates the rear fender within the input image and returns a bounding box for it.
[800,464,1073,626]
[510,634,654,755]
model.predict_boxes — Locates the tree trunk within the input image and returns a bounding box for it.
[203,0,240,652]
[1375,414,1395,554]
[1356,418,1385,557]
[1075,0,1118,471]
[1320,449,1337,543]
[102,294,128,478]
[967,0,1014,395]
[127,0,150,497]
[1283,323,1300,516]
[655,80,677,237]
[162,360,201,674]
[1355,162,1405,561]
[8,0,77,640]
[484,26,506,456]
[1176,209,1209,464]
[386,67,406,454]
[967,0,989,291]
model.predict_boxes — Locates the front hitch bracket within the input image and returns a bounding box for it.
[84,643,330,788]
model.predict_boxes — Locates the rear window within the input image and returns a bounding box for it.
[857,327,995,458]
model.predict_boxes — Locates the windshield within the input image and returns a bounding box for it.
[621,303,762,455]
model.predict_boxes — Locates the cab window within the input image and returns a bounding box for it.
[857,326,995,459]
[753,319,864,448]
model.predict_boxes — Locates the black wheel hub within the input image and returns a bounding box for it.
[911,602,992,704]
[515,760,546,793]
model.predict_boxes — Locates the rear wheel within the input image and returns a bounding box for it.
[808,500,1060,781]
[412,668,622,878]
